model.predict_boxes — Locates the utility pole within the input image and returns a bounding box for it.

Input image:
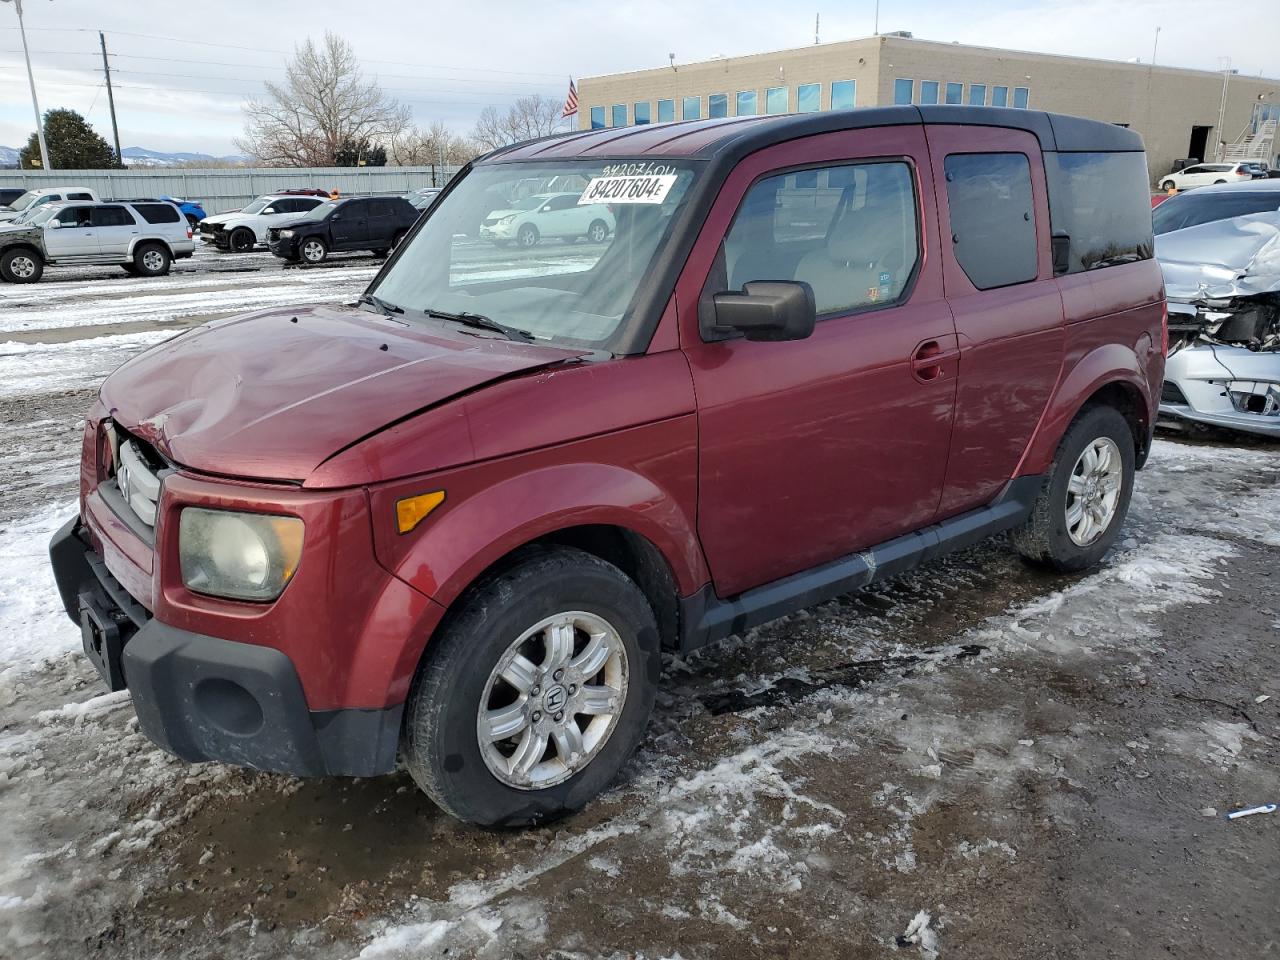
[1150,26,1161,67]
[99,31,123,166]
[1216,58,1232,161]
[2,0,51,170]
[873,0,880,35]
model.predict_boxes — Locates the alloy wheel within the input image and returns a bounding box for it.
[1065,436,1123,546]
[9,255,35,279]
[302,240,325,263]
[141,249,165,273]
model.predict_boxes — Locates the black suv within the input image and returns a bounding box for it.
[267,196,418,264]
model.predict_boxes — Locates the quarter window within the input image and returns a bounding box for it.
[589,106,605,129]
[894,78,914,104]
[1044,151,1154,274]
[610,104,627,127]
[797,83,821,113]
[736,90,758,115]
[944,153,1038,290]
[682,96,701,120]
[919,80,940,105]
[657,99,675,122]
[968,84,987,106]
[132,203,181,224]
[709,93,728,118]
[1013,87,1030,109]
[634,101,651,124]
[719,161,919,316]
[830,79,855,109]
[991,86,1009,107]
[765,86,788,114]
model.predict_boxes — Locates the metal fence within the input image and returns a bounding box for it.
[0,165,462,214]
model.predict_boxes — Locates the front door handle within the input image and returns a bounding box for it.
[911,340,961,382]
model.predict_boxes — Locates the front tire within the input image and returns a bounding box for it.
[0,247,43,283]
[229,228,255,253]
[1012,405,1135,572]
[586,219,609,243]
[516,223,539,248]
[300,237,328,264]
[402,547,660,827]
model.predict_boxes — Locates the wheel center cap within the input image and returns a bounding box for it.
[543,685,568,713]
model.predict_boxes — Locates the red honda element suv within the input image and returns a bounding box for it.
[51,107,1164,826]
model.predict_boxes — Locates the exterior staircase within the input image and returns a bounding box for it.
[1224,119,1276,164]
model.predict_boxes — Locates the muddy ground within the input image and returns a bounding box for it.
[1,247,1277,960]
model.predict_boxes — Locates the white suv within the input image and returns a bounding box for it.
[0,186,101,223]
[0,200,194,283]
[198,194,328,252]
[479,192,615,247]
[1159,162,1259,191]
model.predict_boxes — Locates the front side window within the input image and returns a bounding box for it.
[797,83,821,113]
[765,86,788,114]
[53,206,90,226]
[944,153,1038,290]
[991,86,1009,107]
[634,101,651,124]
[894,78,914,105]
[1013,87,1030,109]
[708,93,728,118]
[682,96,701,120]
[831,79,855,109]
[736,90,758,115]
[919,80,940,105]
[368,160,700,351]
[719,161,919,316]
[1044,151,1154,274]
[610,104,627,127]
[945,82,963,105]
[968,84,987,106]
[589,106,606,129]
[657,99,675,122]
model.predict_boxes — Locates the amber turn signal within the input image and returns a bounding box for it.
[396,490,446,534]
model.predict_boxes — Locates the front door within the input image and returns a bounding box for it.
[331,200,370,248]
[678,126,959,597]
[44,205,99,259]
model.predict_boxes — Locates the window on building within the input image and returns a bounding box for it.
[657,99,675,122]
[589,106,605,129]
[717,161,919,317]
[1012,87,1030,109]
[944,153,1038,290]
[1044,151,1154,274]
[968,84,987,106]
[919,80,940,105]
[830,79,855,109]
[683,96,701,120]
[797,83,821,112]
[709,93,728,118]
[766,86,788,114]
[736,90,758,115]
[894,78,914,104]
[991,86,1009,107]
[634,101,651,124]
[610,104,627,127]
[945,82,963,104]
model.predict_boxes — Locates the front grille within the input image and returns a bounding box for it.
[116,439,162,526]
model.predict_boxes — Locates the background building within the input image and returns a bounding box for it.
[579,35,1279,181]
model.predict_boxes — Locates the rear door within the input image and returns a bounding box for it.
[679,125,959,596]
[331,199,370,247]
[923,124,1064,517]
[90,204,140,257]
[366,199,396,246]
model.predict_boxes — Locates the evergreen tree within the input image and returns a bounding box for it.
[20,109,119,169]
[332,137,387,167]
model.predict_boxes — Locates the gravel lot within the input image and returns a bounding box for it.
[1,246,1278,960]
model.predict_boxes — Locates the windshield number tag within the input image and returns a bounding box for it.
[579,174,677,206]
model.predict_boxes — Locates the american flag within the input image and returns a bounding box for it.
[562,78,579,118]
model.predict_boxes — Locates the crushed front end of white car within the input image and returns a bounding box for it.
[1157,213,1280,438]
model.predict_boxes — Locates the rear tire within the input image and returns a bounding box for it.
[0,247,43,283]
[1011,405,1135,573]
[402,547,660,827]
[1160,180,1176,191]
[1213,179,1227,184]
[229,228,255,253]
[134,243,171,277]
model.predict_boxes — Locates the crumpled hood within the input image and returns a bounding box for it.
[1157,211,1280,301]
[199,211,245,227]
[101,303,585,481]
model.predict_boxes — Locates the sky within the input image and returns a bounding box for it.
[0,0,1277,156]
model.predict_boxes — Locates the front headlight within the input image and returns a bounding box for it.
[179,508,304,602]
[279,229,294,237]
[499,214,518,224]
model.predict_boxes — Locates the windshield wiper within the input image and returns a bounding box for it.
[423,308,535,343]
[356,293,404,316]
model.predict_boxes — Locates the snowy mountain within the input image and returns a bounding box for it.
[120,146,248,167]
[0,146,20,168]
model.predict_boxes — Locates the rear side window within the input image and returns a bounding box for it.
[369,199,394,217]
[721,161,919,316]
[298,198,323,211]
[132,203,181,224]
[90,205,135,227]
[943,153,1038,290]
[1044,152,1154,274]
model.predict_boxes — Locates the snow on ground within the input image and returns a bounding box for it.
[0,504,80,672]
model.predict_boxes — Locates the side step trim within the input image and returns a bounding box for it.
[678,475,1043,652]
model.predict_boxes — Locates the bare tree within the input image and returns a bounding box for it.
[237,33,410,167]
[470,96,566,152]
[389,120,478,167]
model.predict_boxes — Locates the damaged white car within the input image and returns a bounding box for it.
[1157,212,1280,438]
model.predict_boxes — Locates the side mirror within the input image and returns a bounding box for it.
[711,281,816,342]
[46,220,62,229]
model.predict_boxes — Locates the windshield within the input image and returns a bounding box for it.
[1153,191,1280,235]
[241,198,270,215]
[8,191,39,211]
[368,160,699,350]
[25,206,60,226]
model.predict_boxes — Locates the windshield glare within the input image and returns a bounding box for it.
[26,206,59,226]
[241,199,270,214]
[301,200,340,221]
[369,161,698,350]
[9,191,38,211]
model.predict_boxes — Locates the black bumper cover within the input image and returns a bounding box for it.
[48,517,402,778]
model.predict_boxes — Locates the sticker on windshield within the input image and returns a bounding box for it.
[578,174,677,205]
